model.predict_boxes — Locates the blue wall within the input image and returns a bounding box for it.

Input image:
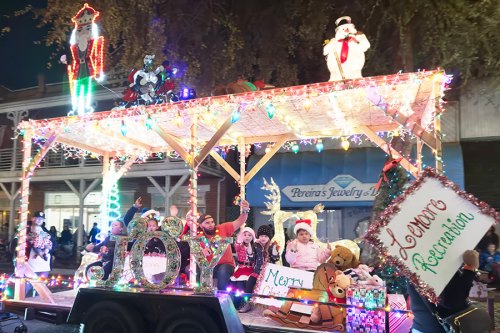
[246,143,464,208]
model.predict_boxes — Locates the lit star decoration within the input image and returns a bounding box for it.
[67,3,105,116]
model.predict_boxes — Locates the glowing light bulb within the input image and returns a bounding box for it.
[266,103,276,119]
[120,121,128,136]
[291,142,299,154]
[265,145,271,154]
[341,137,350,151]
[231,109,241,123]
[304,96,312,112]
[176,111,183,128]
[315,139,324,153]
[145,114,154,130]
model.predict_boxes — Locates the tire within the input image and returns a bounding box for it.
[14,325,27,333]
[83,301,144,333]
[155,307,221,333]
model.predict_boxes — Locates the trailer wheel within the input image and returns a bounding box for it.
[155,307,220,333]
[83,300,144,333]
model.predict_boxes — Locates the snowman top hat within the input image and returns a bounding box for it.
[335,16,353,32]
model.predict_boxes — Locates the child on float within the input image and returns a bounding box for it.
[238,224,280,313]
[230,227,256,293]
[285,219,331,272]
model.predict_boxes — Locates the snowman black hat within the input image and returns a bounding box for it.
[335,16,354,32]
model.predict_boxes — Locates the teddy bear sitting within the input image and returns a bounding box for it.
[328,245,360,270]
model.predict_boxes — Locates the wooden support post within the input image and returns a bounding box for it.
[433,78,443,175]
[238,137,246,204]
[244,134,291,184]
[357,125,418,177]
[416,139,423,175]
[189,115,198,287]
[99,151,111,231]
[195,116,233,168]
[16,129,33,284]
[153,126,191,163]
[209,151,240,182]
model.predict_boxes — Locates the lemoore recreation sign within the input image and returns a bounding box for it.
[365,168,499,302]
[282,175,377,202]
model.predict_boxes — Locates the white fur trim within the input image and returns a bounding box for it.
[240,227,256,240]
[141,209,160,219]
[335,16,351,26]
[294,222,313,236]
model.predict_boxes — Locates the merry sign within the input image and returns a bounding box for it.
[254,263,314,307]
[365,168,499,302]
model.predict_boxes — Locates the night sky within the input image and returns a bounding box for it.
[0,0,66,90]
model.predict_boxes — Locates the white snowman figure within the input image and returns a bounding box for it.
[323,16,370,81]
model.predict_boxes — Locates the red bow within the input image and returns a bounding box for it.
[337,36,359,63]
[375,147,403,192]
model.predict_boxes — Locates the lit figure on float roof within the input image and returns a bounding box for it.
[67,3,104,116]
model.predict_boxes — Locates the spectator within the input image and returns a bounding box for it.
[477,226,499,252]
[49,226,58,239]
[408,250,482,333]
[60,225,72,245]
[88,222,100,244]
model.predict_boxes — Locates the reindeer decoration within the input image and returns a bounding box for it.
[261,178,326,263]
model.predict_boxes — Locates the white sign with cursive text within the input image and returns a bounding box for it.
[254,263,314,307]
[282,174,377,202]
[370,170,498,301]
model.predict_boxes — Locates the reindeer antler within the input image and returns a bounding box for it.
[313,203,325,214]
[261,177,281,216]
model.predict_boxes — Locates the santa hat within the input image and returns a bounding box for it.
[141,209,160,221]
[240,227,256,240]
[294,219,313,236]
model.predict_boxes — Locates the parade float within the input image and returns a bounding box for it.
[4,4,499,333]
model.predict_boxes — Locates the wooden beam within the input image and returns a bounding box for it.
[244,134,292,184]
[114,155,138,181]
[169,174,189,197]
[94,127,153,152]
[57,137,109,157]
[381,106,437,150]
[239,137,246,201]
[195,116,233,168]
[209,150,240,182]
[153,125,190,163]
[416,139,423,175]
[357,125,418,177]
[24,131,59,178]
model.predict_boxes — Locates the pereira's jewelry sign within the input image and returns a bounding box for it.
[365,168,499,302]
[282,175,377,202]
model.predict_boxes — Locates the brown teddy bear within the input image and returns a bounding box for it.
[328,245,359,270]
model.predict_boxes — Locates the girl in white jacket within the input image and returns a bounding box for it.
[285,219,331,271]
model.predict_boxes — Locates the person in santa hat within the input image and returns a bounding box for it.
[230,226,256,309]
[285,219,331,271]
[238,224,280,313]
